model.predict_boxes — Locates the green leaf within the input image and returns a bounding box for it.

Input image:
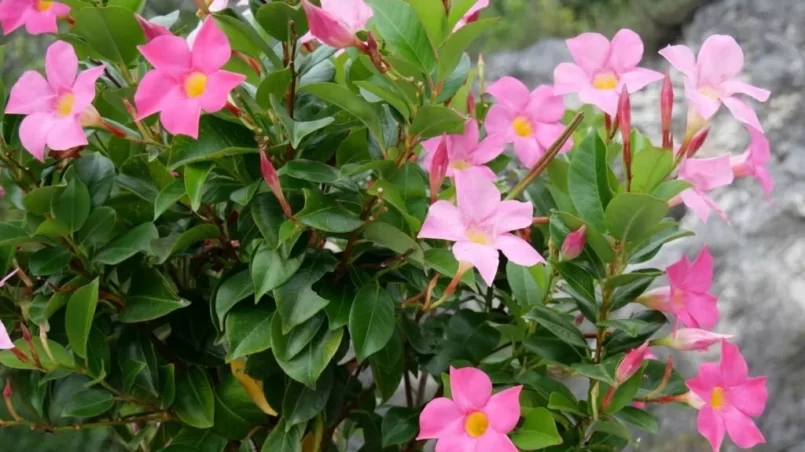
[29,247,71,276]
[282,367,333,427]
[597,319,648,337]
[604,193,669,243]
[251,193,286,249]
[261,419,303,452]
[302,83,384,146]
[153,180,185,221]
[407,0,447,45]
[362,222,425,266]
[437,18,497,81]
[321,285,353,330]
[78,207,117,247]
[273,314,326,362]
[547,392,585,416]
[225,303,274,362]
[62,388,115,418]
[151,224,220,265]
[616,406,659,433]
[381,407,419,447]
[274,252,338,333]
[75,153,115,207]
[0,338,74,371]
[523,305,588,349]
[409,105,465,139]
[65,278,99,359]
[555,211,615,263]
[120,267,191,323]
[93,222,158,265]
[160,364,176,408]
[628,226,693,264]
[349,283,395,362]
[368,326,404,402]
[108,0,145,12]
[212,374,266,440]
[511,407,563,450]
[571,362,618,386]
[604,311,667,355]
[568,132,612,231]
[184,163,213,212]
[256,68,293,109]
[355,80,412,119]
[175,366,215,429]
[296,189,363,233]
[281,159,339,184]
[553,261,597,321]
[631,147,674,193]
[603,366,644,415]
[0,222,30,246]
[591,419,633,441]
[506,261,547,307]
[251,243,304,300]
[51,177,91,233]
[366,179,421,231]
[168,116,256,169]
[72,6,145,65]
[273,322,344,388]
[366,0,436,72]
[23,186,63,215]
[215,270,255,328]
[255,2,308,41]
[425,248,475,286]
[652,179,692,201]
[610,269,662,311]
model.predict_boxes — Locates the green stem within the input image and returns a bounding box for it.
[0,411,174,431]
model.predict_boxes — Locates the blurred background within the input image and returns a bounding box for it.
[5,0,803,450]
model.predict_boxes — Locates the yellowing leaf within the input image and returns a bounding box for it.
[230,359,277,416]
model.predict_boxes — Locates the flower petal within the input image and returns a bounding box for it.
[513,136,542,169]
[0,0,27,35]
[697,35,744,88]
[452,241,499,286]
[0,320,12,350]
[679,188,714,222]
[727,376,767,417]
[659,44,697,78]
[199,70,246,112]
[455,171,501,225]
[535,122,572,154]
[696,405,726,452]
[578,87,619,116]
[553,62,591,95]
[495,234,543,267]
[608,29,644,72]
[45,41,78,91]
[46,117,87,151]
[526,85,564,122]
[19,112,57,161]
[684,81,721,119]
[449,366,493,412]
[135,70,180,119]
[487,76,530,111]
[720,340,749,387]
[722,406,765,449]
[139,35,191,78]
[191,18,232,73]
[680,155,735,192]
[720,80,770,102]
[686,362,722,402]
[6,70,54,115]
[620,67,664,93]
[687,246,714,290]
[470,135,506,165]
[24,10,60,35]
[452,119,480,160]
[566,32,610,75]
[434,434,478,452]
[159,97,202,138]
[681,292,719,330]
[417,397,463,440]
[71,66,104,113]
[722,96,764,132]
[483,104,515,140]
[475,431,518,452]
[483,386,522,433]
[496,200,533,231]
[419,201,466,242]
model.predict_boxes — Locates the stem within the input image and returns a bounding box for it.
[284,21,299,161]
[0,411,174,431]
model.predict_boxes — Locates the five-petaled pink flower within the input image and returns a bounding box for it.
[616,342,650,384]
[686,341,766,451]
[659,35,770,132]
[301,0,372,49]
[732,126,773,198]
[0,0,69,36]
[655,328,734,352]
[135,18,246,138]
[0,320,12,350]
[418,170,544,285]
[421,119,504,180]
[675,155,735,222]
[486,77,571,168]
[553,29,663,116]
[640,246,719,331]
[454,0,489,31]
[418,366,522,452]
[6,41,104,161]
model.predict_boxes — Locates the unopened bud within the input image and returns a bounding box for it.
[429,136,449,203]
[652,329,733,352]
[467,92,476,117]
[615,342,650,385]
[80,106,127,138]
[686,127,710,157]
[661,72,674,149]
[618,90,631,145]
[260,151,293,219]
[3,380,10,399]
[233,51,262,75]
[364,32,389,73]
[19,323,30,342]
[560,225,586,261]
[135,14,172,42]
[3,379,20,422]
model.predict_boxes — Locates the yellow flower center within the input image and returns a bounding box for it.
[55,93,75,117]
[464,411,489,438]
[466,228,490,246]
[710,386,727,411]
[671,288,685,310]
[593,72,618,90]
[512,116,533,138]
[184,72,208,98]
[450,160,470,170]
[699,87,720,100]
[36,0,53,11]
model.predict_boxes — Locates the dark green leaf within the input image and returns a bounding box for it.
[321,285,353,330]
[282,367,333,427]
[120,267,191,323]
[150,224,220,265]
[281,159,339,184]
[604,311,667,354]
[215,270,255,328]
[65,278,99,359]
[73,6,145,64]
[273,322,344,388]
[366,0,436,72]
[256,68,293,109]
[168,116,256,169]
[568,132,612,231]
[349,283,395,362]
[571,362,618,386]
[23,186,63,215]
[511,407,563,450]
[28,247,71,276]
[597,319,648,337]
[616,406,659,433]
[274,252,337,333]
[93,222,158,265]
[75,153,115,207]
[252,242,304,300]
[362,222,425,266]
[605,193,669,243]
[610,269,661,311]
[52,177,91,233]
[381,407,419,447]
[225,303,274,362]
[184,163,214,212]
[506,261,547,307]
[261,419,303,452]
[212,374,266,440]
[251,193,286,249]
[409,105,465,139]
[425,248,475,286]
[62,388,115,418]
[296,189,363,233]
[175,366,215,429]
[368,327,404,402]
[154,180,187,220]
[255,2,308,41]
[523,305,588,349]
[302,83,384,145]
[78,207,117,247]
[547,392,585,416]
[631,147,674,194]
[436,18,497,81]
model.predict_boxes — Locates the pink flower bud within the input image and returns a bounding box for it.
[618,90,631,140]
[686,127,710,157]
[560,225,586,261]
[19,323,30,342]
[302,0,364,49]
[3,379,11,399]
[429,136,448,203]
[616,342,650,384]
[655,328,733,351]
[467,92,476,117]
[661,72,673,149]
[134,14,172,42]
[260,151,280,190]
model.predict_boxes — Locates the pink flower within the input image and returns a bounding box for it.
[616,342,650,384]
[0,321,12,350]
[0,269,18,288]
[135,18,246,138]
[485,78,571,168]
[560,225,586,261]
[421,119,504,180]
[732,126,773,198]
[640,246,719,330]
[301,0,372,48]
[655,328,734,352]
[135,14,172,42]
[659,35,770,132]
[5,41,104,161]
[676,155,735,222]
[418,366,522,452]
[686,341,766,451]
[418,171,544,285]
[0,0,69,35]
[553,29,663,116]
[454,0,489,31]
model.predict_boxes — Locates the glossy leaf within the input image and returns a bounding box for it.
[65,278,99,359]
[349,283,395,362]
[93,222,158,265]
[175,366,215,429]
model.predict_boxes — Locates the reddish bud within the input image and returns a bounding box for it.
[654,329,733,352]
[618,90,631,147]
[260,151,279,190]
[560,225,586,261]
[135,14,172,42]
[661,72,674,149]
[3,380,10,399]
[616,342,650,385]
[10,348,28,364]
[686,127,710,157]
[19,323,30,342]
[429,136,449,203]
[302,0,363,49]
[365,32,389,73]
[467,92,476,117]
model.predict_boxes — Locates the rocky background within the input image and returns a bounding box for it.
[489,0,805,450]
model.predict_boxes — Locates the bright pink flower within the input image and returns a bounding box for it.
[553,29,663,116]
[655,328,733,351]
[0,0,69,35]
[418,366,522,452]
[677,155,735,222]
[0,321,11,350]
[6,41,104,161]
[660,35,770,132]
[135,14,172,42]
[686,341,766,451]
[421,119,504,180]
[485,78,571,168]
[641,246,719,330]
[453,0,489,31]
[418,171,544,285]
[301,0,372,48]
[135,18,246,138]
[560,225,586,261]
[732,126,773,198]
[616,342,650,384]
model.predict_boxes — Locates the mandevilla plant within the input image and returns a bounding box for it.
[0,0,771,451]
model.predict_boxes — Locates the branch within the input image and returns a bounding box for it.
[0,411,174,432]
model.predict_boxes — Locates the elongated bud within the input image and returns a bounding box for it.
[467,92,476,117]
[616,342,650,385]
[652,329,734,352]
[302,0,363,49]
[3,380,10,399]
[10,348,28,363]
[686,127,710,157]
[135,14,172,42]
[19,323,30,342]
[442,0,450,14]
[19,323,42,369]
[39,325,56,364]
[661,72,673,149]
[79,106,127,138]
[233,51,262,75]
[3,379,20,422]
[260,150,293,219]
[429,136,449,203]
[560,225,586,261]
[618,90,633,190]
[478,54,486,96]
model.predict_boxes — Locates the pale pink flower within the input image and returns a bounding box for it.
[6,41,104,161]
[301,0,372,48]
[560,225,586,261]
[485,77,571,168]
[640,246,719,330]
[676,155,735,222]
[0,0,69,35]
[421,119,504,180]
[659,35,770,132]
[0,320,12,350]
[135,18,246,138]
[134,14,172,42]
[732,126,773,198]
[616,342,650,384]
[553,29,663,116]
[453,0,489,31]
[686,341,766,451]
[655,328,733,352]
[418,171,543,285]
[418,366,522,452]
[0,269,18,288]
